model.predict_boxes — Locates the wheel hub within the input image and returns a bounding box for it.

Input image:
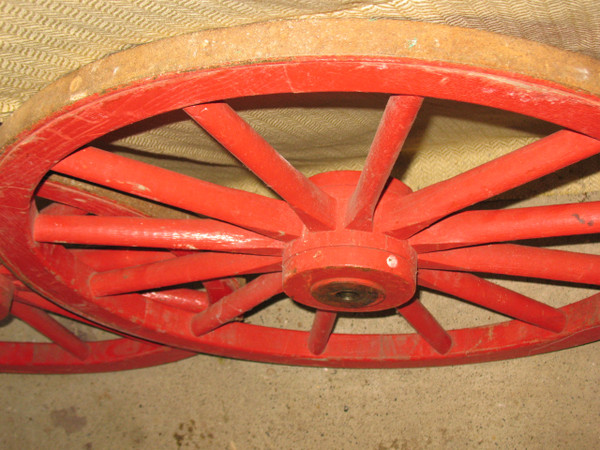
[282,171,417,312]
[311,278,384,309]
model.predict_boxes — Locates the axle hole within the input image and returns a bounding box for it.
[334,290,360,303]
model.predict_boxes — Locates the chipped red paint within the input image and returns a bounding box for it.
[0,56,599,367]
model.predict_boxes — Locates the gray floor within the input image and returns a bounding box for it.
[0,341,598,449]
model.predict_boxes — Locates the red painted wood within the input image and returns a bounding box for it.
[0,339,194,374]
[377,131,600,238]
[12,285,600,368]
[410,201,600,252]
[40,202,87,216]
[345,95,422,231]
[11,302,90,360]
[204,278,244,304]
[0,275,15,320]
[0,186,202,373]
[307,310,337,355]
[73,248,176,271]
[418,269,566,333]
[14,283,199,338]
[14,289,120,325]
[397,299,452,354]
[185,103,336,231]
[419,243,600,285]
[90,252,282,296]
[190,272,282,336]
[37,180,145,217]
[38,184,244,320]
[180,296,598,367]
[53,147,303,240]
[1,274,197,374]
[142,289,209,313]
[35,215,284,255]
[0,57,598,367]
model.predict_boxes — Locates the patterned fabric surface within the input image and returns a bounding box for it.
[1,1,599,199]
[2,0,599,119]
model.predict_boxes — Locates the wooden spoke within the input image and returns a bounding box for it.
[190,272,282,336]
[90,253,281,296]
[37,180,145,217]
[345,95,422,231]
[307,310,337,355]
[203,278,244,304]
[14,286,133,329]
[142,289,209,313]
[419,244,600,285]
[378,131,600,238]
[185,103,336,230]
[397,299,452,354]
[52,147,302,240]
[418,270,566,333]
[35,215,284,255]
[11,302,90,360]
[72,249,176,272]
[410,201,600,252]
[40,202,87,216]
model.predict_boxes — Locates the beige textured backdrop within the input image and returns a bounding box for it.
[2,0,599,120]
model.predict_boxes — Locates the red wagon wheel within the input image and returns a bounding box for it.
[0,20,599,367]
[0,267,197,374]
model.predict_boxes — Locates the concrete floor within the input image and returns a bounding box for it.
[0,340,598,449]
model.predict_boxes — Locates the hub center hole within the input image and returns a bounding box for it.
[334,290,360,302]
